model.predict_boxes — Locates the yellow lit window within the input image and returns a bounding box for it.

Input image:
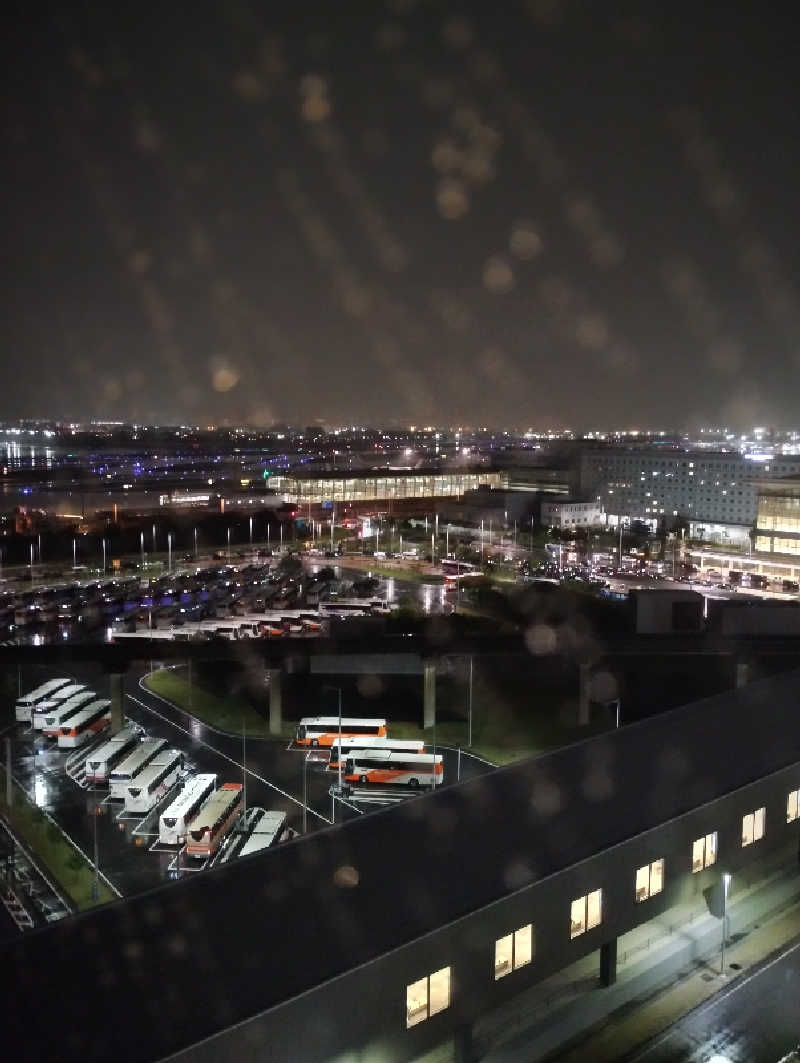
[692,832,717,872]
[788,789,800,823]
[635,859,664,902]
[406,968,451,1028]
[494,924,533,979]
[571,890,602,938]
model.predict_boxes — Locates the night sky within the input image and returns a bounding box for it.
[3,2,799,429]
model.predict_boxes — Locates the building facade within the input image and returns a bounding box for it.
[271,469,505,507]
[754,477,800,556]
[540,498,604,529]
[579,449,800,529]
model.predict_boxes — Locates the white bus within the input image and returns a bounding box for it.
[159,774,217,845]
[33,685,89,730]
[84,726,140,784]
[328,737,425,770]
[15,678,73,722]
[295,717,387,748]
[57,699,112,748]
[185,783,243,858]
[39,691,97,736]
[123,749,183,814]
[239,810,288,858]
[343,750,444,789]
[109,738,168,799]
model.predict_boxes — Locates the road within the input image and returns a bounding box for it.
[624,937,800,1063]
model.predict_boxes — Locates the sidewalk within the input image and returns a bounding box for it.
[478,862,800,1063]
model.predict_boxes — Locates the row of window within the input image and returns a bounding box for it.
[406,789,800,1028]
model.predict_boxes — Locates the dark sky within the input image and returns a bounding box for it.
[3,1,799,429]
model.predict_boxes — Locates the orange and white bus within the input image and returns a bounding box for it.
[295,717,387,748]
[344,750,443,789]
[15,678,73,722]
[328,737,425,771]
[57,699,112,748]
[39,690,97,736]
[33,685,89,730]
[185,783,243,858]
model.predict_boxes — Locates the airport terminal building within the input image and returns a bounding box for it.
[6,669,800,1062]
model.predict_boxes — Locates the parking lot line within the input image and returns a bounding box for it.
[126,691,332,825]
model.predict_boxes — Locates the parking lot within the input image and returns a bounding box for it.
[2,667,492,911]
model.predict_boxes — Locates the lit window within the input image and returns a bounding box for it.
[494,923,533,980]
[788,789,800,823]
[635,858,665,902]
[692,831,718,872]
[571,889,602,938]
[406,967,451,1028]
[742,807,766,846]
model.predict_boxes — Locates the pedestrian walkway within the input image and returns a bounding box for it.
[415,858,800,1063]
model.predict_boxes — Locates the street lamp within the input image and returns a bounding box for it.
[227,526,231,561]
[249,515,253,546]
[194,526,198,561]
[73,537,77,569]
[167,532,172,574]
[323,685,344,803]
[152,523,157,553]
[102,538,106,574]
[140,531,144,569]
[303,751,310,834]
[721,872,731,974]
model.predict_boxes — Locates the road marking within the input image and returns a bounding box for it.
[126,689,331,824]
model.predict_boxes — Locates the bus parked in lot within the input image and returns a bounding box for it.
[15,678,73,722]
[295,717,387,748]
[328,737,425,770]
[57,700,112,748]
[185,783,243,858]
[239,809,287,858]
[123,750,183,814]
[159,774,217,845]
[33,685,89,730]
[84,726,140,784]
[39,691,97,736]
[344,750,443,789]
[109,738,168,799]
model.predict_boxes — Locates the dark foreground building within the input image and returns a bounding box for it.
[6,670,800,1062]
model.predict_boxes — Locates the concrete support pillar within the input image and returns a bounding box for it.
[600,938,618,987]
[423,660,436,729]
[5,737,12,807]
[736,659,750,689]
[109,673,124,735]
[268,668,283,735]
[453,1024,474,1063]
[578,662,591,726]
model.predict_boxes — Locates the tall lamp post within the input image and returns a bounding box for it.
[324,685,344,814]
[102,538,106,574]
[303,752,310,834]
[721,872,731,974]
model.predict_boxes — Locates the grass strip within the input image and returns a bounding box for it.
[0,770,115,910]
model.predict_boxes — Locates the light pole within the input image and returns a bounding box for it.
[152,523,156,553]
[38,533,42,564]
[468,655,473,747]
[303,752,310,834]
[91,800,100,901]
[167,533,172,574]
[73,537,77,569]
[140,531,144,569]
[431,532,435,567]
[194,526,198,561]
[30,543,34,584]
[721,872,731,974]
[227,526,231,561]
[102,538,106,574]
[480,519,485,564]
[249,516,253,546]
[446,524,450,558]
[267,523,271,552]
[324,685,344,799]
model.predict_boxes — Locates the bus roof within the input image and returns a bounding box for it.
[85,725,138,762]
[162,774,217,818]
[125,750,181,792]
[17,678,72,704]
[330,737,424,751]
[191,784,242,830]
[299,717,387,728]
[62,698,111,726]
[111,738,167,776]
[347,749,442,763]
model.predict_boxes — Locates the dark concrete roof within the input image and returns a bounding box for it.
[7,668,800,1063]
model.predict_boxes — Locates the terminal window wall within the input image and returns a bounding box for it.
[691,831,718,873]
[786,789,799,823]
[494,923,533,980]
[635,859,664,902]
[406,967,451,1028]
[741,808,766,847]
[756,495,800,534]
[570,889,602,939]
